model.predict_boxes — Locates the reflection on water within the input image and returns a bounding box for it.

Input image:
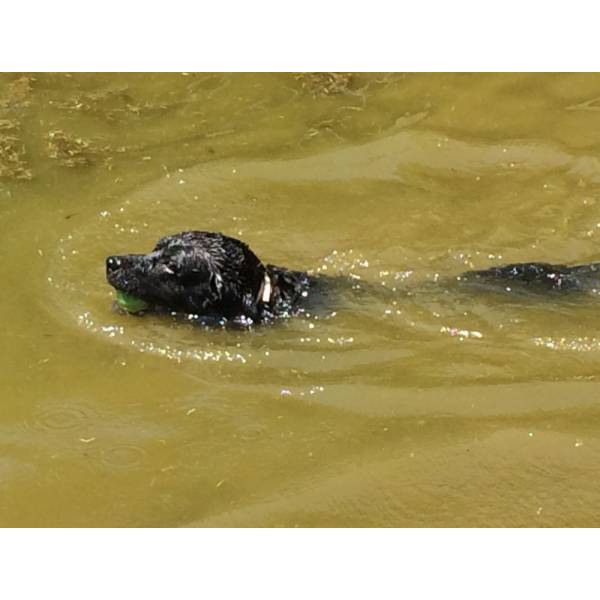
[3,73,600,526]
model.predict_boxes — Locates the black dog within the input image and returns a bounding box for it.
[106,230,600,325]
[106,231,323,325]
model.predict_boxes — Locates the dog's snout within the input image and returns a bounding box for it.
[106,256,122,271]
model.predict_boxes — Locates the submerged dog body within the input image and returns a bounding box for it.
[106,230,600,325]
[459,261,600,293]
[106,231,320,324]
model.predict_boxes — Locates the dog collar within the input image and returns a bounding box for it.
[260,272,272,304]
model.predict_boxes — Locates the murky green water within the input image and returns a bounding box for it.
[3,73,600,526]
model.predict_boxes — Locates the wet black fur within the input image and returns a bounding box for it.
[107,231,600,325]
[459,261,600,293]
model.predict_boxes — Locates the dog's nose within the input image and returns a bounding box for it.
[106,256,122,272]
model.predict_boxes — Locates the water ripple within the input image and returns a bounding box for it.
[96,443,147,470]
[45,128,600,392]
[24,402,96,434]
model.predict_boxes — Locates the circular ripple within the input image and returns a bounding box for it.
[97,444,147,469]
[25,403,94,433]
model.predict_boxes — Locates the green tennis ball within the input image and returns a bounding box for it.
[115,290,149,313]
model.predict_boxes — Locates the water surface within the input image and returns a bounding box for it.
[3,73,600,526]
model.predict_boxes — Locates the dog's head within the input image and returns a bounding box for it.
[106,231,270,320]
